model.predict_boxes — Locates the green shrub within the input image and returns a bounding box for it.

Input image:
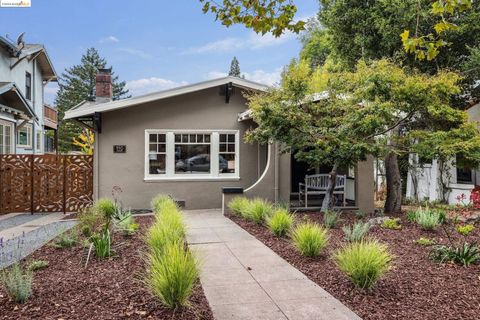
[355,211,368,219]
[381,218,401,230]
[94,198,117,220]
[333,240,392,289]
[267,208,294,237]
[430,243,480,266]
[414,237,435,246]
[245,198,273,224]
[406,210,417,223]
[0,264,32,303]
[91,230,112,259]
[228,197,250,216]
[151,195,178,215]
[456,224,475,236]
[342,222,371,242]
[146,221,185,256]
[414,207,441,230]
[78,207,102,236]
[113,209,139,235]
[291,222,329,257]
[27,260,49,272]
[145,243,198,308]
[53,230,77,248]
[323,210,339,229]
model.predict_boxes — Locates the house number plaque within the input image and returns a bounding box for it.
[113,145,127,153]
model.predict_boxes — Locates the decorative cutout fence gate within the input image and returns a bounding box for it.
[0,155,93,215]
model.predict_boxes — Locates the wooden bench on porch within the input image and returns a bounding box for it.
[298,174,346,208]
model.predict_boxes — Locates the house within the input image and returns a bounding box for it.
[64,70,374,211]
[406,102,480,205]
[0,34,58,155]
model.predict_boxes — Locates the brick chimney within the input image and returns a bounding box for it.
[95,68,112,103]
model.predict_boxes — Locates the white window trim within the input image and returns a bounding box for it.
[0,119,14,154]
[144,129,240,181]
[17,123,33,148]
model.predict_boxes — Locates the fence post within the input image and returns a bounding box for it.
[63,155,67,214]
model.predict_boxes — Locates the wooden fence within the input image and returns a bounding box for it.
[0,154,93,215]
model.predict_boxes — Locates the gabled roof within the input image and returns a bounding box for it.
[64,76,269,120]
[0,82,38,121]
[0,36,57,81]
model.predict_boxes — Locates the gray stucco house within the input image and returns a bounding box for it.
[64,71,374,212]
[0,34,58,155]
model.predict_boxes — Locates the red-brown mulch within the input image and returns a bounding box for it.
[0,216,213,320]
[228,212,480,320]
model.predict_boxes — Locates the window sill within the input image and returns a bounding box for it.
[144,176,240,182]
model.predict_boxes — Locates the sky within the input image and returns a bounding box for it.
[0,0,319,104]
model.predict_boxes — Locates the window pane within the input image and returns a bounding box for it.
[204,134,211,143]
[175,144,210,174]
[219,144,227,152]
[149,144,156,152]
[158,144,166,153]
[220,134,227,143]
[197,135,203,143]
[190,134,196,143]
[149,134,157,143]
[228,134,235,143]
[220,154,235,173]
[19,131,28,145]
[175,134,181,143]
[149,154,166,174]
[182,134,189,143]
[158,134,166,143]
[228,144,235,152]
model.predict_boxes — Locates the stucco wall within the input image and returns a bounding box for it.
[97,87,266,210]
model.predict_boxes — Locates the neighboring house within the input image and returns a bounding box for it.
[0,34,58,155]
[64,71,374,211]
[406,102,480,205]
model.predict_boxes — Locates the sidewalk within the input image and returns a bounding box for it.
[184,209,361,320]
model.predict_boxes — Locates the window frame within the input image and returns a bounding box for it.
[25,71,32,101]
[0,119,14,154]
[144,129,240,181]
[17,123,33,148]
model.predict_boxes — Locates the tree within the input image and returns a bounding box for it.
[401,0,472,61]
[55,48,130,153]
[246,60,384,211]
[247,59,480,212]
[228,56,243,77]
[72,129,94,155]
[200,0,305,36]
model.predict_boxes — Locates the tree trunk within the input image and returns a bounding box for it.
[384,152,402,213]
[321,164,338,212]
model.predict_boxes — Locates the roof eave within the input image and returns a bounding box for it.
[64,76,269,120]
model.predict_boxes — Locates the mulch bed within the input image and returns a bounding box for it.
[228,212,480,320]
[0,216,213,320]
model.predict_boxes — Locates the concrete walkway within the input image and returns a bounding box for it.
[185,209,361,320]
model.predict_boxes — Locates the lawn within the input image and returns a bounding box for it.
[227,201,480,320]
[0,200,213,320]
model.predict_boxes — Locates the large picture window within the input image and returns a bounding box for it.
[145,130,239,180]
